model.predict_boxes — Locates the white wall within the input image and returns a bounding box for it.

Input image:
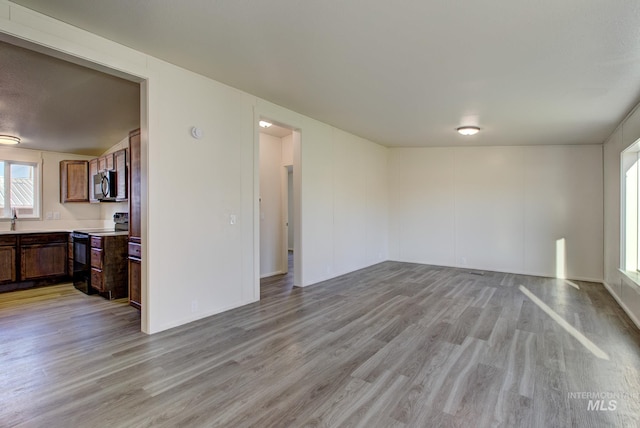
[0,146,105,232]
[259,132,285,277]
[389,145,603,281]
[254,102,390,288]
[0,1,390,332]
[288,169,294,251]
[282,134,293,166]
[303,125,389,284]
[603,104,640,328]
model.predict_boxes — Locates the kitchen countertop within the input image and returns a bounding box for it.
[86,231,129,237]
[0,230,129,236]
[0,230,71,235]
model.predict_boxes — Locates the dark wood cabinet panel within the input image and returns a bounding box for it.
[128,257,141,310]
[98,153,114,172]
[90,248,103,270]
[0,246,17,283]
[20,233,68,245]
[20,243,67,280]
[0,235,17,246]
[90,234,128,299]
[128,128,142,310]
[91,268,103,292]
[89,158,99,203]
[60,160,89,203]
[128,241,141,258]
[129,130,141,239]
[0,233,70,292]
[90,236,102,249]
[114,149,127,200]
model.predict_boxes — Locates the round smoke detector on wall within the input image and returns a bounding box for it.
[191,126,203,139]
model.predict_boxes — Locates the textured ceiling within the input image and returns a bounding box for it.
[0,39,139,155]
[260,123,292,139]
[7,0,640,148]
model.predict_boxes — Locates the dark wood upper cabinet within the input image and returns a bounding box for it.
[98,152,114,172]
[89,158,99,203]
[60,160,89,203]
[114,149,128,200]
[86,149,128,202]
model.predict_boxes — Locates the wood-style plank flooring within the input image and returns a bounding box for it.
[1,261,639,427]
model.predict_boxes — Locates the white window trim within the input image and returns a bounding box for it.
[0,147,43,220]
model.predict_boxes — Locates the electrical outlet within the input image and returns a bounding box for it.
[53,212,60,220]
[46,212,53,220]
[230,214,237,225]
[191,300,198,313]
[461,257,467,265]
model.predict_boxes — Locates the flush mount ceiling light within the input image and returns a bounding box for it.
[0,135,20,145]
[259,120,273,128]
[457,126,480,136]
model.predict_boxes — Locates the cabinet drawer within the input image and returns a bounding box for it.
[0,235,17,246]
[90,248,103,269]
[128,242,141,259]
[20,233,68,245]
[90,236,103,248]
[91,268,103,291]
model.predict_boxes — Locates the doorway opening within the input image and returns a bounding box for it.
[258,120,299,298]
[0,32,147,332]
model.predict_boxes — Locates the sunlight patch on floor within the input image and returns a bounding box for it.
[519,285,609,360]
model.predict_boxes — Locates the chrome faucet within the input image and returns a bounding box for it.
[10,209,16,231]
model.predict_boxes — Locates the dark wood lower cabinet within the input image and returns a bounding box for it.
[0,246,17,283]
[128,255,141,310]
[128,240,141,309]
[21,243,67,280]
[90,234,128,299]
[0,232,69,293]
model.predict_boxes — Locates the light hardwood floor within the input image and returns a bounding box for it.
[1,262,639,427]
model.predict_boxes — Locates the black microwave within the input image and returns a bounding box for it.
[94,171,117,201]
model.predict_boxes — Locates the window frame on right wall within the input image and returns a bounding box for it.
[621,141,640,274]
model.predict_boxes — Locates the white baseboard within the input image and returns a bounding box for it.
[603,281,640,331]
[260,271,285,279]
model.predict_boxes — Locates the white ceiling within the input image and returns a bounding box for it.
[0,38,140,156]
[260,123,292,139]
[8,1,640,148]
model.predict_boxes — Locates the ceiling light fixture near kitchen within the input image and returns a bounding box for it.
[0,135,20,145]
[457,126,480,136]
[259,120,272,128]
